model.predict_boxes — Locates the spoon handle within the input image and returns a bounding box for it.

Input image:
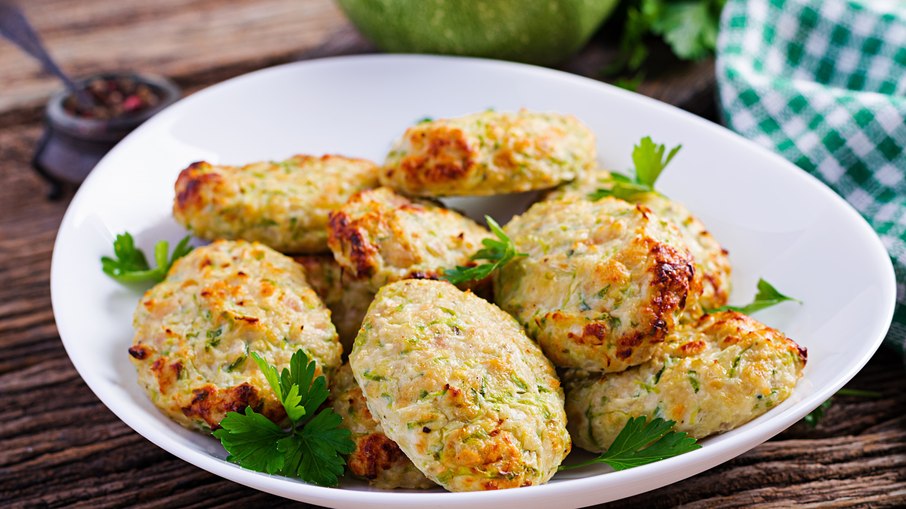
[0,0,93,108]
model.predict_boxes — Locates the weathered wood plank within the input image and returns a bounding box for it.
[0,0,356,113]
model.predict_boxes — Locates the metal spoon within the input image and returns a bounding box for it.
[0,0,94,109]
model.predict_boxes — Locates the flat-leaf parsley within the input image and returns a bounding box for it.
[214,350,355,486]
[443,216,526,285]
[559,416,700,472]
[101,232,192,283]
[708,278,799,315]
[590,137,682,201]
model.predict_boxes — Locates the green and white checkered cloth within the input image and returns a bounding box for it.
[716,0,906,359]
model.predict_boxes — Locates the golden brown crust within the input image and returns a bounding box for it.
[327,209,382,279]
[174,161,220,212]
[172,154,380,253]
[330,364,434,489]
[292,255,374,354]
[495,198,694,372]
[382,110,596,196]
[129,240,342,432]
[326,187,491,292]
[180,383,286,431]
[396,125,474,186]
[544,168,732,316]
[565,311,806,452]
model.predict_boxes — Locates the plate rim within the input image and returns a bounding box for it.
[50,53,897,508]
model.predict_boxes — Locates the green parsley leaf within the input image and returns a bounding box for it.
[835,388,882,398]
[612,73,645,92]
[589,137,682,201]
[633,136,682,188]
[589,173,654,201]
[101,232,193,284]
[282,350,329,421]
[251,352,284,400]
[801,388,881,427]
[709,278,800,315]
[215,407,286,474]
[443,216,527,285]
[287,409,357,487]
[605,5,651,75]
[603,0,725,75]
[216,349,354,486]
[648,0,725,61]
[559,416,700,472]
[802,399,832,427]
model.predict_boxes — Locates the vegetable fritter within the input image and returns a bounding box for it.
[564,311,806,452]
[351,280,571,491]
[327,187,491,292]
[331,364,435,489]
[128,240,343,432]
[495,198,695,372]
[293,255,374,354]
[382,110,596,196]
[545,168,732,315]
[173,154,380,253]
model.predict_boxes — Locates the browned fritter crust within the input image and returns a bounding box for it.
[565,311,806,452]
[382,110,596,196]
[494,198,695,372]
[543,168,732,316]
[292,255,374,354]
[330,364,435,489]
[173,154,380,253]
[326,187,491,292]
[129,240,342,432]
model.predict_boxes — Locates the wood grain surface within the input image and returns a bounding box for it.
[1,1,904,507]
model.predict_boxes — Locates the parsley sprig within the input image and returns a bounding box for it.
[607,0,726,77]
[443,216,527,285]
[590,137,682,201]
[213,350,355,486]
[802,388,882,427]
[560,416,700,472]
[101,232,192,283]
[708,279,799,315]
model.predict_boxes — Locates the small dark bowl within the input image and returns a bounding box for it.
[33,72,180,197]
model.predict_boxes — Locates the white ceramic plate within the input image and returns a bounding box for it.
[51,55,895,508]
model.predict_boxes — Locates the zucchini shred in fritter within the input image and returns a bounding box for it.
[327,187,492,292]
[128,240,342,431]
[564,311,807,452]
[494,197,695,373]
[382,109,597,196]
[173,154,380,254]
[350,280,571,491]
[133,108,808,492]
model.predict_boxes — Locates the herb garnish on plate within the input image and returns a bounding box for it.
[559,416,700,472]
[214,350,355,487]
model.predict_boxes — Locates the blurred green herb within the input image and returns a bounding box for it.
[559,416,700,471]
[443,216,526,284]
[590,136,682,201]
[608,0,727,76]
[101,232,192,284]
[708,279,800,315]
[802,388,882,427]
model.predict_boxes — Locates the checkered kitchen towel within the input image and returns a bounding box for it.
[716,0,906,360]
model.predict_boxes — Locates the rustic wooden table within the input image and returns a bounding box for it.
[2,1,905,507]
